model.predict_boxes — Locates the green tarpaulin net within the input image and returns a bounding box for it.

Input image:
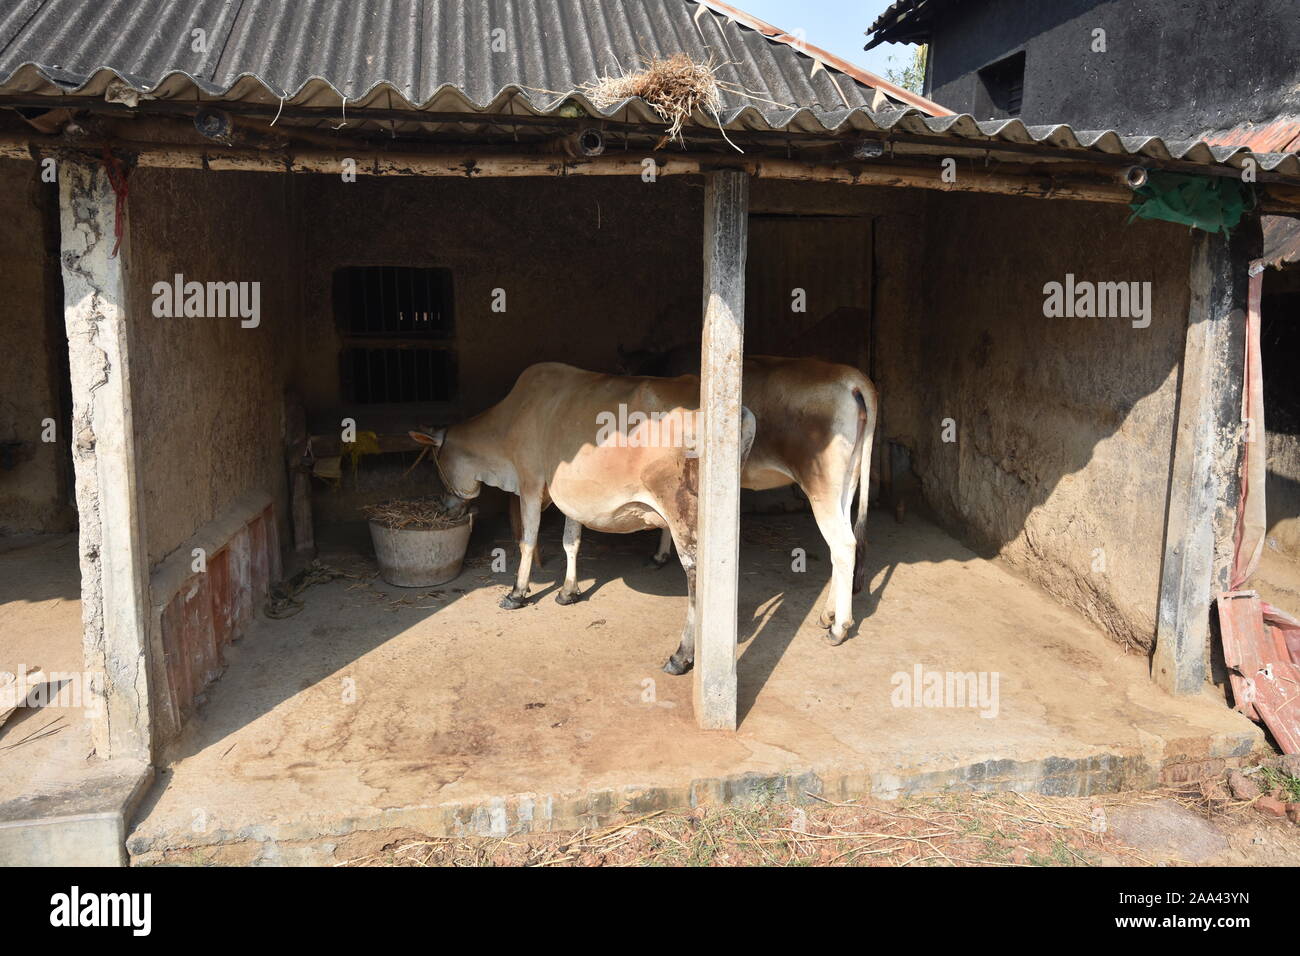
[1128,170,1255,235]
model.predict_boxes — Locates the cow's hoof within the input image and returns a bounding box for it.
[662,655,693,676]
[824,627,851,647]
[649,554,671,569]
[555,589,582,606]
[499,593,527,610]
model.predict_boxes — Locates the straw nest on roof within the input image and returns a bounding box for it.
[583,52,726,144]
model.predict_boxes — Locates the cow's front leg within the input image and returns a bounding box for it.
[556,516,584,605]
[501,491,541,609]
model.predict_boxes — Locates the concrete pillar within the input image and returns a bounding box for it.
[695,170,748,730]
[1153,224,1256,695]
[59,154,153,759]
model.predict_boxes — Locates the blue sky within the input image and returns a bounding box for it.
[732,0,917,79]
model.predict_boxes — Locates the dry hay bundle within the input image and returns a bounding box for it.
[363,497,468,531]
[584,52,730,145]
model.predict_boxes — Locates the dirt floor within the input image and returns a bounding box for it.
[125,509,1263,864]
[0,533,92,801]
[326,779,1300,867]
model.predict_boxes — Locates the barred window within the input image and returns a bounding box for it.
[334,266,456,404]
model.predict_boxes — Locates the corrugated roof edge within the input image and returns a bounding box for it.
[0,61,1296,178]
[693,0,951,115]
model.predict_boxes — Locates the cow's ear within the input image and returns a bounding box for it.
[409,428,445,449]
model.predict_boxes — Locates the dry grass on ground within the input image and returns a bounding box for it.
[332,781,1300,868]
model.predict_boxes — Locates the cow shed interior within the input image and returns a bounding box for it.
[2,93,1299,856]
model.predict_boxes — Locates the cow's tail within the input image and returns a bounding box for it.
[850,383,876,595]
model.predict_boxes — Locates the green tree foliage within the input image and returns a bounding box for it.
[885,45,927,95]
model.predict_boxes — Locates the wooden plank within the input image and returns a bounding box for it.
[158,592,188,730]
[0,135,1133,205]
[309,432,424,457]
[208,546,234,649]
[4,131,1298,210]
[1153,227,1253,695]
[182,572,219,687]
[694,169,748,731]
[229,524,253,634]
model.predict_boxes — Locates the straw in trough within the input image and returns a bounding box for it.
[363,497,468,531]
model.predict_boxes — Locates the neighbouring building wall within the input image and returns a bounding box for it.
[878,190,1194,650]
[922,0,1298,136]
[0,159,73,534]
[125,168,296,568]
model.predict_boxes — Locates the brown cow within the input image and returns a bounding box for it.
[410,362,755,675]
[618,349,877,645]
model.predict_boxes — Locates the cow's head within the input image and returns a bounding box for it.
[409,428,481,510]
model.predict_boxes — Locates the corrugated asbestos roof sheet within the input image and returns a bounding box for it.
[0,0,1296,177]
[0,0,897,111]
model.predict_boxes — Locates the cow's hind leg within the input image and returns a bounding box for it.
[651,527,673,567]
[556,516,584,605]
[501,490,541,609]
[810,495,857,645]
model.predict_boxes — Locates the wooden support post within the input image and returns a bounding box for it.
[1153,225,1256,695]
[695,170,749,730]
[59,155,153,759]
[284,392,315,556]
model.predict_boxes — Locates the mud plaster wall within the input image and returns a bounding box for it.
[294,175,705,421]
[294,177,921,414]
[125,168,295,567]
[0,160,72,533]
[877,192,1193,651]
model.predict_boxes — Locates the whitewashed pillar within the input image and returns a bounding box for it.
[59,154,153,759]
[695,170,749,730]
